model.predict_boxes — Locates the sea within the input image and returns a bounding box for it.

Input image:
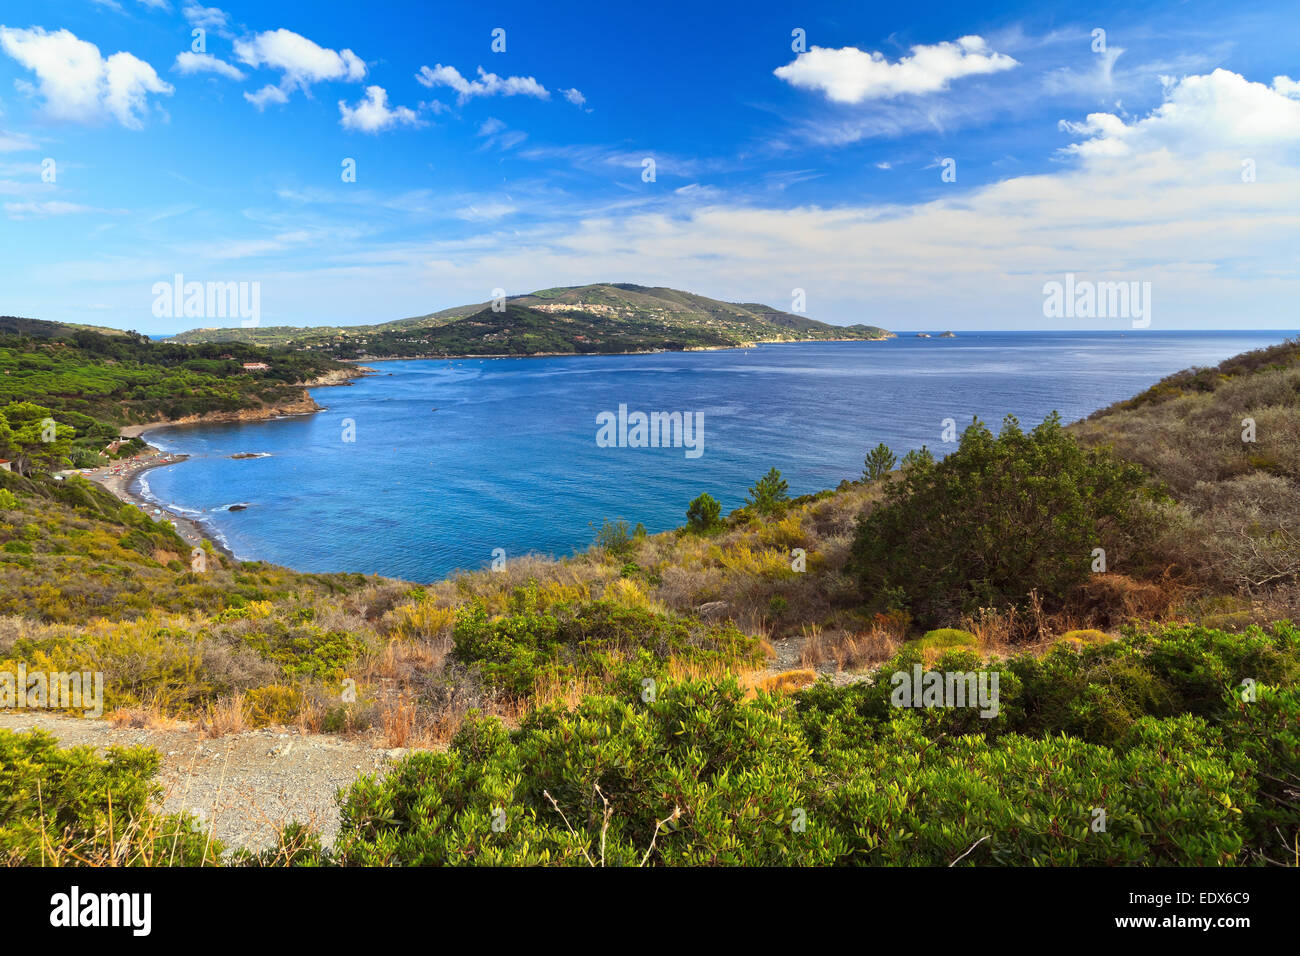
[135,330,1294,582]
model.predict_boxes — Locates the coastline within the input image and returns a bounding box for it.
[339,335,896,363]
[82,449,236,561]
[90,367,373,560]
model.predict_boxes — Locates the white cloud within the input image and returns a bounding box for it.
[774,35,1017,103]
[233,28,365,107]
[1060,69,1300,158]
[182,2,229,31]
[0,27,172,128]
[415,64,548,102]
[137,0,172,10]
[561,87,586,108]
[173,51,244,81]
[338,86,421,133]
[254,68,1300,329]
[244,84,289,109]
[454,201,516,221]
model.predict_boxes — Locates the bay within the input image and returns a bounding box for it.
[137,330,1293,582]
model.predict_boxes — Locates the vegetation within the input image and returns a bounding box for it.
[0,729,218,865]
[685,492,723,533]
[1,332,1298,867]
[851,414,1153,626]
[862,442,896,482]
[166,284,894,357]
[0,323,350,441]
[745,467,791,517]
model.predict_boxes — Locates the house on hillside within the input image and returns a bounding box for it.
[0,459,11,472]
[242,362,270,371]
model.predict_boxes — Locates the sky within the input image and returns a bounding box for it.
[0,0,1298,334]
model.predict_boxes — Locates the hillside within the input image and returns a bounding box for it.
[0,315,138,340]
[0,319,361,468]
[165,283,894,358]
[0,338,1295,866]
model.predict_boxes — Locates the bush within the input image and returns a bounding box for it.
[850,413,1151,626]
[592,519,645,557]
[0,730,219,865]
[685,493,722,533]
[450,599,764,698]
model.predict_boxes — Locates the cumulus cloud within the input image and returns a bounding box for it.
[1060,69,1300,158]
[774,35,1017,103]
[234,28,365,108]
[338,86,422,133]
[561,87,586,108]
[0,26,172,128]
[173,51,244,80]
[415,64,548,102]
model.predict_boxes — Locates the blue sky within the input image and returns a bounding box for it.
[1,0,1298,333]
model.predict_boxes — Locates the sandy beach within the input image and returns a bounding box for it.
[78,446,236,561]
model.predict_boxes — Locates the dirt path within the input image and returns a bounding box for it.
[0,713,430,852]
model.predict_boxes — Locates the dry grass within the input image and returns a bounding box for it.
[107,701,183,730]
[743,668,817,698]
[800,626,899,671]
[378,695,417,748]
[200,693,246,739]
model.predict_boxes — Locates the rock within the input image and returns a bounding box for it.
[696,601,730,620]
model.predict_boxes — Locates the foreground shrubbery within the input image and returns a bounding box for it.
[325,620,1296,866]
[2,621,1294,866]
[0,730,218,866]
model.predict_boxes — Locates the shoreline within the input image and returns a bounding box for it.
[338,336,897,363]
[91,368,373,560]
[81,449,237,562]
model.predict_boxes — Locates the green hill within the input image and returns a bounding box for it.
[165,283,894,358]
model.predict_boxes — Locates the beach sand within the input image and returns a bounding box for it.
[80,446,236,562]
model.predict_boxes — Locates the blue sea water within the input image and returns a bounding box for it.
[138,331,1294,582]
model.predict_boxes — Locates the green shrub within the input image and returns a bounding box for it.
[850,413,1151,625]
[685,492,723,533]
[0,730,219,865]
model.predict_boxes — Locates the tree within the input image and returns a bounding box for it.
[745,468,790,517]
[849,413,1150,625]
[862,443,897,482]
[901,446,934,471]
[0,402,74,476]
[685,492,723,533]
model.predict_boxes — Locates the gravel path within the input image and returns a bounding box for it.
[0,713,433,852]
